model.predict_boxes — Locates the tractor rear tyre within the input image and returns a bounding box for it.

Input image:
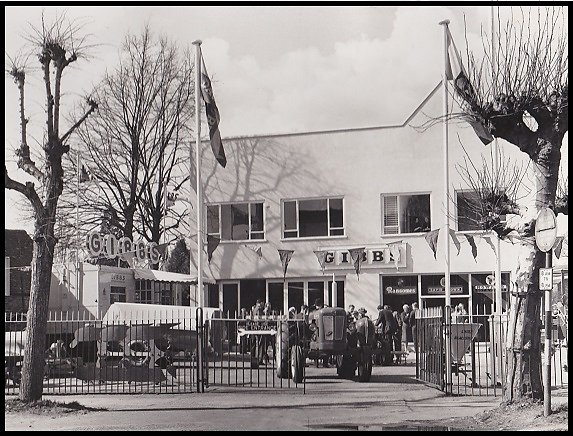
[276,322,290,379]
[291,345,304,384]
[357,347,373,382]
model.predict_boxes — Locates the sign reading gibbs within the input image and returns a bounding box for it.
[323,243,407,270]
[86,232,161,264]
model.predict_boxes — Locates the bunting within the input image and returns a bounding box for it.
[313,250,328,274]
[425,229,440,259]
[449,228,461,255]
[278,249,294,281]
[388,243,401,270]
[207,235,221,263]
[245,244,263,259]
[463,233,478,261]
[483,235,496,256]
[554,236,565,259]
[348,247,365,280]
[201,56,227,168]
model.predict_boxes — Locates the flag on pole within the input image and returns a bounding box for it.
[313,250,328,274]
[200,56,227,168]
[463,233,478,261]
[425,229,440,259]
[207,235,220,263]
[445,27,494,145]
[278,249,294,281]
[348,247,365,280]
[448,228,461,255]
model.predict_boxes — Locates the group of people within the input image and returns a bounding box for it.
[372,303,419,364]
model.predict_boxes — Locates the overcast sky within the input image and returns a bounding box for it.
[4,6,568,232]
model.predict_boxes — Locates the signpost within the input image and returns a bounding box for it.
[535,207,556,417]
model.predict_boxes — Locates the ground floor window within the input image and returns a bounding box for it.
[381,275,418,313]
[110,286,126,304]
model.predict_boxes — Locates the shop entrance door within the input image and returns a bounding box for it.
[222,283,239,318]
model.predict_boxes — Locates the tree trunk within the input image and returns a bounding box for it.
[18,219,56,402]
[503,139,560,403]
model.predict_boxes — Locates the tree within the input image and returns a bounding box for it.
[451,7,567,402]
[63,26,193,261]
[5,14,97,402]
[165,238,190,274]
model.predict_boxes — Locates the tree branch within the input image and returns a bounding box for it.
[61,98,98,145]
[5,166,44,217]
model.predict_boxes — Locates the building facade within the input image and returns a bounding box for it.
[186,83,566,318]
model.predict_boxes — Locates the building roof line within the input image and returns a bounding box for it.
[208,81,443,142]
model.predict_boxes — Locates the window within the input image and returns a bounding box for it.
[456,191,482,231]
[381,194,430,234]
[5,257,10,297]
[110,286,126,304]
[207,202,265,241]
[282,197,344,239]
[135,279,153,304]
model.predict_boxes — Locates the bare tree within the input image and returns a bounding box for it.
[5,14,97,402]
[452,7,567,402]
[63,26,193,256]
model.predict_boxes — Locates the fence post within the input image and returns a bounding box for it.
[196,307,204,393]
[444,305,452,394]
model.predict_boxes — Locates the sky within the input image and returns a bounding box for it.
[4,5,568,232]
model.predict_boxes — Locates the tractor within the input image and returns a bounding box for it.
[275,307,375,383]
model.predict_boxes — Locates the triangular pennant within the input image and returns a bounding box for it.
[313,250,328,274]
[207,235,220,263]
[483,235,496,256]
[463,233,478,261]
[554,236,565,259]
[388,243,400,270]
[425,229,440,259]
[245,244,263,259]
[278,249,294,281]
[155,243,169,261]
[122,251,136,268]
[448,228,461,255]
[348,247,365,280]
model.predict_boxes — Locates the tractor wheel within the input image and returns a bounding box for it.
[336,355,356,379]
[291,345,304,384]
[357,347,373,382]
[276,322,290,379]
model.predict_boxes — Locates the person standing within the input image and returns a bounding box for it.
[400,304,412,353]
[392,310,402,361]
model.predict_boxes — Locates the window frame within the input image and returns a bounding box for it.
[380,192,432,236]
[206,201,266,243]
[281,196,346,240]
[455,189,507,232]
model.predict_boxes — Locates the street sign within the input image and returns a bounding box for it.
[535,208,557,252]
[539,268,553,291]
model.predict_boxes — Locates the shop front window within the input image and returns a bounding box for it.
[287,282,304,312]
[381,275,418,312]
[110,286,126,304]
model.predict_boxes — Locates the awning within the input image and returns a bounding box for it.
[132,268,215,284]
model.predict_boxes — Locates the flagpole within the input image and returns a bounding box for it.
[193,40,204,308]
[76,150,81,313]
[439,19,453,390]
[439,20,452,308]
[491,5,503,315]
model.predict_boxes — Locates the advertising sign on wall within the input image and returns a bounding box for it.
[86,232,161,264]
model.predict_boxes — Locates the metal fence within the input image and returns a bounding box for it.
[5,310,305,395]
[415,307,568,397]
[201,314,305,392]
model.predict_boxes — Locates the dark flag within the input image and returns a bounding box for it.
[554,236,565,259]
[348,247,365,280]
[201,57,227,168]
[313,250,328,274]
[425,229,440,259]
[207,235,220,263]
[463,233,478,261]
[278,249,294,281]
[448,228,461,255]
[445,27,494,146]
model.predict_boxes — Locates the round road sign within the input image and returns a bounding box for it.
[535,207,557,252]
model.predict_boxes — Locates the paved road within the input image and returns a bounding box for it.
[5,363,500,431]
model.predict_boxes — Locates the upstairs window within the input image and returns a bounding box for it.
[283,197,344,239]
[382,194,431,234]
[207,202,265,241]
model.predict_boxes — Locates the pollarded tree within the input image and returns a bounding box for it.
[4,14,98,402]
[450,7,567,402]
